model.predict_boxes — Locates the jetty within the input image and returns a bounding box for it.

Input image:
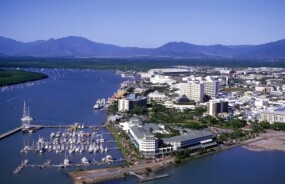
[0,124,107,141]
[13,159,29,174]
[0,126,23,140]
[129,171,170,182]
[140,174,170,182]
[40,159,52,169]
[23,158,125,169]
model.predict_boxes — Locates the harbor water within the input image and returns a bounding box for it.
[1,69,285,184]
[0,69,125,184]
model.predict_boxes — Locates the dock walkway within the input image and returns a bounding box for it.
[0,124,107,141]
[0,126,23,140]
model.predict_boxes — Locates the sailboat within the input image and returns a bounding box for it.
[21,101,33,122]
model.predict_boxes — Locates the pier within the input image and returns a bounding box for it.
[140,174,170,182]
[0,126,23,140]
[129,172,170,182]
[13,159,29,174]
[0,124,108,141]
[13,158,126,174]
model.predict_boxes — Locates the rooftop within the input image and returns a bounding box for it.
[130,125,156,140]
[261,107,285,115]
[162,130,213,143]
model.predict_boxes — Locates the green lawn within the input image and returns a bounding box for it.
[0,69,48,86]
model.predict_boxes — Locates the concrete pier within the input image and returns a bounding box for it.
[140,174,170,182]
[0,124,106,141]
[0,126,23,140]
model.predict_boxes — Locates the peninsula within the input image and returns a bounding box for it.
[0,69,48,87]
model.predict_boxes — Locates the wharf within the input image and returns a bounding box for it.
[24,158,125,169]
[0,126,23,140]
[31,125,105,129]
[0,124,107,141]
[140,174,170,182]
[68,157,174,184]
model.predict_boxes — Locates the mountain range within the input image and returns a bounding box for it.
[0,36,285,59]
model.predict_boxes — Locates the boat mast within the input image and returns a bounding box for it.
[23,101,27,118]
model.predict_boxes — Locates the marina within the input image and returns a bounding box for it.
[1,101,123,175]
[10,122,124,174]
[0,69,126,184]
[19,126,115,155]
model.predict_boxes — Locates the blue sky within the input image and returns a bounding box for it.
[0,0,284,47]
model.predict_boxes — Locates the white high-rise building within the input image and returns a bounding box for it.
[207,99,229,116]
[180,82,204,103]
[204,80,219,98]
[118,99,129,111]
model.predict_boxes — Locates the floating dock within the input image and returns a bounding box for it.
[13,159,29,174]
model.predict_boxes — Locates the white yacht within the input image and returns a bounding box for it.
[88,146,94,153]
[81,157,89,165]
[64,158,70,166]
[105,155,113,162]
[102,155,113,163]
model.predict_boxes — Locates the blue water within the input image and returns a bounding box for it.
[109,147,285,184]
[1,69,285,184]
[0,69,125,184]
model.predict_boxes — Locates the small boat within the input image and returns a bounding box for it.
[88,146,94,153]
[102,155,113,163]
[64,158,70,166]
[81,157,89,165]
[105,155,113,163]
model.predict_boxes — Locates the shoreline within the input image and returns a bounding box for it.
[242,130,285,152]
[68,156,175,184]
[68,130,285,184]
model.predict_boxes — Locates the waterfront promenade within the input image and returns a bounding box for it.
[69,156,174,184]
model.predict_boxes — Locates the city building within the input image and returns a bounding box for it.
[149,75,176,84]
[204,80,219,98]
[129,125,159,155]
[148,90,168,102]
[149,68,190,76]
[259,108,285,123]
[180,82,204,103]
[207,99,229,116]
[161,130,215,151]
[254,98,269,108]
[118,94,147,112]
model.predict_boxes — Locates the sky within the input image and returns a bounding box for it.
[0,0,285,47]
